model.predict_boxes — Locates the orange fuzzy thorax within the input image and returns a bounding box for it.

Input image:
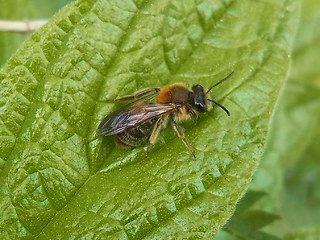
[156,86,171,103]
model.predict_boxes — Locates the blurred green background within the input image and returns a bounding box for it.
[217,0,320,239]
[1,0,319,239]
[0,0,73,67]
[250,0,320,237]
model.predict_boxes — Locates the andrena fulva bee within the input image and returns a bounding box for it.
[97,72,234,158]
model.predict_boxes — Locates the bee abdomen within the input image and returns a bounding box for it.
[116,119,157,148]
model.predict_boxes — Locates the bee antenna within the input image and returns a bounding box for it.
[207,99,230,116]
[206,71,234,94]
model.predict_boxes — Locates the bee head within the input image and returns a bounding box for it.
[192,85,208,112]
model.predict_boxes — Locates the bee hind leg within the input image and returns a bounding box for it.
[146,117,167,158]
[172,121,196,159]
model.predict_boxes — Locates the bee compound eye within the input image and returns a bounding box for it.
[195,103,206,112]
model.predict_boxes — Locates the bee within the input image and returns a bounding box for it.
[97,72,234,158]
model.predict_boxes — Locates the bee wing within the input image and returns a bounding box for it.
[97,102,176,136]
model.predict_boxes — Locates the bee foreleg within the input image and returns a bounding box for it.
[172,121,196,159]
[146,117,167,158]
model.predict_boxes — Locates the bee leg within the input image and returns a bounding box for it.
[146,117,166,158]
[116,88,160,102]
[172,121,196,159]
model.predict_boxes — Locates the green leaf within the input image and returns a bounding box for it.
[0,0,299,238]
[248,0,320,237]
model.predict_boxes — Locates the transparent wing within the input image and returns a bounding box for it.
[97,102,176,136]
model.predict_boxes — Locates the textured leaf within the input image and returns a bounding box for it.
[0,0,299,238]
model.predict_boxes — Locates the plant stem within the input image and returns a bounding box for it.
[0,20,47,32]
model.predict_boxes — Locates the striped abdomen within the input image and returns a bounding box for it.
[116,118,157,148]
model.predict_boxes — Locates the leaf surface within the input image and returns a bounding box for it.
[0,0,299,238]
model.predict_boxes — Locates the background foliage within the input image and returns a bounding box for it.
[0,0,72,67]
[216,0,320,239]
[0,0,319,239]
